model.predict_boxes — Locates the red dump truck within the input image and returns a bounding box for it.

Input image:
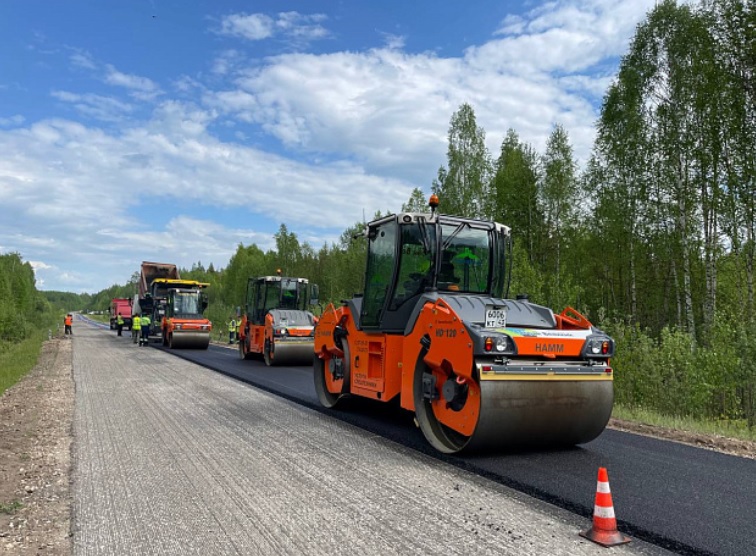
[109,298,133,330]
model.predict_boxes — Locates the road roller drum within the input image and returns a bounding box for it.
[167,330,211,350]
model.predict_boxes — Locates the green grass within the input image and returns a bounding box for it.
[613,403,756,442]
[0,334,44,396]
[0,500,23,515]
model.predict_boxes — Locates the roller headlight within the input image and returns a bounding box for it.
[483,334,514,354]
[495,336,509,352]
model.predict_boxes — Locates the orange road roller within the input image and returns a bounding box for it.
[239,273,319,366]
[314,196,615,454]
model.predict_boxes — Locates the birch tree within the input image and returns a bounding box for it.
[431,103,492,218]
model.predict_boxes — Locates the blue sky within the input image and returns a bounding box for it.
[0,0,656,293]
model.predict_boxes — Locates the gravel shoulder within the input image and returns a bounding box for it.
[0,337,73,554]
[0,329,752,554]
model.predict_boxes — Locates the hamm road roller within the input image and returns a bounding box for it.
[314,196,615,454]
[158,280,212,349]
[239,273,320,366]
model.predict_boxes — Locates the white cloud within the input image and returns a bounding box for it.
[104,65,162,100]
[218,11,329,45]
[0,104,411,291]
[29,260,53,271]
[219,13,275,40]
[204,0,656,178]
[382,33,406,50]
[70,51,96,70]
[174,75,204,94]
[211,49,243,76]
[0,115,25,127]
[491,0,656,70]
[276,12,329,41]
[52,90,133,122]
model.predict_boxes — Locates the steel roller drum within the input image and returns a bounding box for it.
[465,378,614,451]
[269,340,314,366]
[417,376,615,454]
[169,331,210,349]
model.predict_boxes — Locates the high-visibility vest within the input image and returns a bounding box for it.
[132,316,141,330]
[117,315,124,325]
[228,320,236,332]
[64,315,72,326]
[141,316,151,327]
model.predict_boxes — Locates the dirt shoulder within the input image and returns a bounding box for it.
[609,417,756,460]
[0,337,73,555]
[0,337,754,555]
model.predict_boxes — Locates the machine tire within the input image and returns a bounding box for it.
[239,337,254,360]
[313,341,350,408]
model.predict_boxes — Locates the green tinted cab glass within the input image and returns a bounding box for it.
[440,223,491,293]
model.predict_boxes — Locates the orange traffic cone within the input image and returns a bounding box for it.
[580,467,631,547]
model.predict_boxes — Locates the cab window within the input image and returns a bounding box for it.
[281,279,298,309]
[440,224,491,293]
[362,221,397,328]
[390,223,435,309]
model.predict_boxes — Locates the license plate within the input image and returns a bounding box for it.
[485,306,507,328]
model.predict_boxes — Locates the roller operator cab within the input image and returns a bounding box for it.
[314,196,616,454]
[239,274,319,366]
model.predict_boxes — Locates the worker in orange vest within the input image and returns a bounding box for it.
[64,314,73,336]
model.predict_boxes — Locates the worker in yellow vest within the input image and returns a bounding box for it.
[132,314,141,344]
[140,314,151,346]
[228,317,237,344]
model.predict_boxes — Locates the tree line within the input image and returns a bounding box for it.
[0,253,54,343]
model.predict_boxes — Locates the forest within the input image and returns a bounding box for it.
[2,1,754,432]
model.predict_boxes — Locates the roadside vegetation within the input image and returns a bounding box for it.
[3,1,755,440]
[0,253,60,395]
[0,499,22,515]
